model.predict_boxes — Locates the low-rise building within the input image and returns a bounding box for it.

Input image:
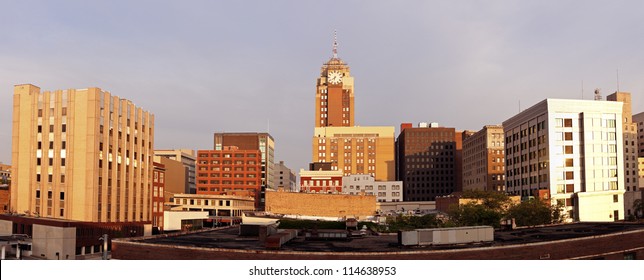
[299,169,343,193]
[342,174,402,202]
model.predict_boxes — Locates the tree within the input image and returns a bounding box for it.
[633,199,644,219]
[506,198,566,227]
[447,202,504,228]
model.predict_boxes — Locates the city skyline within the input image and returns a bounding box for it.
[1,1,643,172]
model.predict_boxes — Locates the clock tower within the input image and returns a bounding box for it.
[315,32,354,127]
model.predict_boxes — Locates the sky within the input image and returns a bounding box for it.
[1,0,643,172]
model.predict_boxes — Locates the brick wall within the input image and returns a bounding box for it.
[265,191,376,219]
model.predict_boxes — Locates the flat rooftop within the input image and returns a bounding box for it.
[131,222,644,253]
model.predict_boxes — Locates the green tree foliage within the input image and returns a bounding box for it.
[505,199,551,226]
[447,202,504,228]
[460,190,512,210]
[633,199,644,219]
[506,198,566,227]
[386,214,442,231]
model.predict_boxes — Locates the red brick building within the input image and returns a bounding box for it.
[152,162,165,233]
[196,147,261,208]
[299,169,343,193]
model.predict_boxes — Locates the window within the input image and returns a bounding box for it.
[564,119,573,127]
[564,146,573,154]
[565,158,573,167]
[564,132,573,141]
[613,195,619,203]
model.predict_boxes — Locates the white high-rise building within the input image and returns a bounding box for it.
[503,99,625,222]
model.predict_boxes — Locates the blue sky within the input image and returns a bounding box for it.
[1,0,643,172]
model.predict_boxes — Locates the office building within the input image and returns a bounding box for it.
[196,147,262,208]
[152,161,165,232]
[273,161,296,192]
[155,149,196,194]
[634,112,644,158]
[313,126,395,181]
[462,125,506,192]
[213,132,275,191]
[342,174,403,202]
[11,84,154,223]
[503,98,624,222]
[396,123,465,201]
[153,156,188,201]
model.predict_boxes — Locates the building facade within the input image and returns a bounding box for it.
[152,162,165,232]
[196,147,261,208]
[299,169,343,193]
[607,92,639,193]
[503,99,625,222]
[11,84,154,223]
[396,123,465,201]
[153,156,188,201]
[342,174,403,202]
[634,111,644,158]
[312,126,395,181]
[315,34,354,128]
[273,161,296,192]
[462,125,506,192]
[607,92,641,218]
[0,163,10,213]
[154,149,196,194]
[213,132,275,191]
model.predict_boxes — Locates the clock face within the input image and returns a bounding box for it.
[328,71,343,84]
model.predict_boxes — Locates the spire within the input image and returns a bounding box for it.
[332,30,338,59]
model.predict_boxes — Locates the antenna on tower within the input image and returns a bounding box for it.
[332,30,338,59]
[594,88,602,100]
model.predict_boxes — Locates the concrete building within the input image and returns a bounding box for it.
[153,156,187,201]
[11,84,154,223]
[154,149,196,194]
[169,193,255,225]
[342,174,402,202]
[312,126,395,181]
[503,98,625,222]
[195,147,262,208]
[396,123,465,201]
[299,169,343,193]
[462,125,506,192]
[607,92,641,218]
[315,33,354,128]
[273,161,296,192]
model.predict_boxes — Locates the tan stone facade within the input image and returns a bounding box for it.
[265,191,376,219]
[312,126,395,181]
[11,84,154,223]
[462,125,506,192]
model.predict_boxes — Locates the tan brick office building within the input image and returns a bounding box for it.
[462,125,506,192]
[11,84,155,223]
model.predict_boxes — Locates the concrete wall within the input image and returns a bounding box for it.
[32,224,76,260]
[0,220,12,235]
[266,191,376,219]
[163,211,208,231]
